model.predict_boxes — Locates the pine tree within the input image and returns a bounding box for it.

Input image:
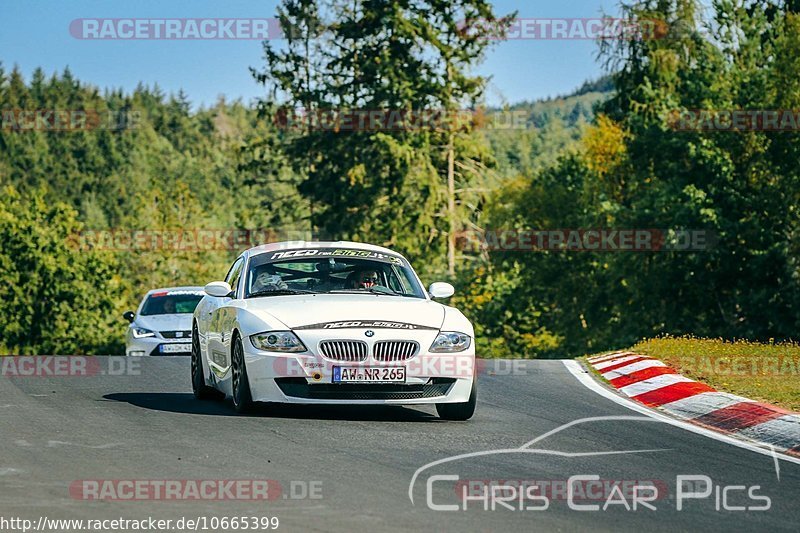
[253,0,512,275]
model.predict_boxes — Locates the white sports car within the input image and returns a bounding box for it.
[191,241,476,419]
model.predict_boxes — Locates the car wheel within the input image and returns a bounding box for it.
[191,324,217,400]
[231,334,254,414]
[436,378,477,421]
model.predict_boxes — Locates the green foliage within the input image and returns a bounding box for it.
[0,4,599,356]
[4,0,797,360]
[0,65,303,353]
[253,0,514,276]
[469,0,800,358]
[485,91,609,179]
[0,186,122,354]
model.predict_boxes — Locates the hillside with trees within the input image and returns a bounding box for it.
[2,0,799,357]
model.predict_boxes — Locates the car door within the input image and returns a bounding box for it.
[206,255,245,379]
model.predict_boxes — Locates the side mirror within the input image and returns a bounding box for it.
[428,282,455,299]
[122,311,135,323]
[205,281,233,298]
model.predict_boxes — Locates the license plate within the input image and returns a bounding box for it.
[332,366,406,383]
[160,343,191,353]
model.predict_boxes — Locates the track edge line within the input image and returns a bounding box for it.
[562,359,800,466]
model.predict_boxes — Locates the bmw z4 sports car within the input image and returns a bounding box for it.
[191,241,477,420]
[124,287,206,356]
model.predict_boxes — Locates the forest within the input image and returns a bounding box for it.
[1,0,799,357]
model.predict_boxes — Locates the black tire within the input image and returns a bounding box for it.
[191,324,217,400]
[231,334,254,414]
[436,378,477,421]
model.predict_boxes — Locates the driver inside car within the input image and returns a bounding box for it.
[163,299,176,314]
[252,271,288,293]
[350,269,380,290]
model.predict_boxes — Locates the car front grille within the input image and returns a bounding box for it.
[319,340,368,362]
[160,330,191,339]
[372,340,419,362]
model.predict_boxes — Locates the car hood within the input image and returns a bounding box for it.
[135,314,193,332]
[241,294,445,330]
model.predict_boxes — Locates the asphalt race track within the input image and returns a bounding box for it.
[1,358,798,532]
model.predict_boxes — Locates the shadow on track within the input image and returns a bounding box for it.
[102,392,443,422]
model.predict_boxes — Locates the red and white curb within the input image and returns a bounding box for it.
[586,351,800,457]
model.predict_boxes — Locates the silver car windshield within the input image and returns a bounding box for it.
[245,253,425,299]
[140,293,204,315]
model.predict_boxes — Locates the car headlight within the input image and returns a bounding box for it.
[250,331,307,352]
[132,327,156,339]
[429,331,471,353]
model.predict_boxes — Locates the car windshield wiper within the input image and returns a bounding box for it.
[327,286,403,296]
[247,288,314,298]
[365,286,398,295]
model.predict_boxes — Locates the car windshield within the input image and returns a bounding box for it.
[140,291,204,315]
[245,249,425,299]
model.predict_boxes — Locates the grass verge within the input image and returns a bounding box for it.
[587,336,800,412]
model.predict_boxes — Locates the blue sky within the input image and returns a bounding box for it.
[0,0,621,109]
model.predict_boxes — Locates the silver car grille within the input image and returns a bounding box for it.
[372,340,419,362]
[160,330,191,339]
[319,340,368,362]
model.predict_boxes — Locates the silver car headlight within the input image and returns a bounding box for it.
[250,331,307,352]
[132,327,156,339]
[429,331,471,353]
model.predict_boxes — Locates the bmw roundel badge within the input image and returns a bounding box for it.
[365,330,375,337]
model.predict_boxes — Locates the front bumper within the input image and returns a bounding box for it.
[242,348,475,405]
[126,335,192,356]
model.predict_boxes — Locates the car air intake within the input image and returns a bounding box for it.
[372,340,419,362]
[275,378,456,400]
[160,330,191,339]
[319,340,368,362]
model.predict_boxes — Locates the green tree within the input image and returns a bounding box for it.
[253,0,512,277]
[471,0,800,358]
[0,68,305,353]
[0,186,123,354]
